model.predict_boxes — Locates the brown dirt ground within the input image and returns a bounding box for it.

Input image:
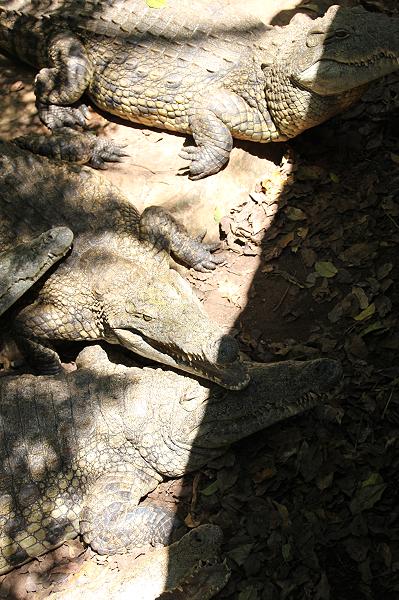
[1,0,399,599]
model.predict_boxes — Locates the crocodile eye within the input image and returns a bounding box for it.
[191,531,204,545]
[334,29,349,38]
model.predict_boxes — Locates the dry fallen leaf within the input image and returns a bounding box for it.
[217,277,243,307]
[146,0,166,7]
[285,206,306,221]
[354,303,375,321]
[315,261,338,278]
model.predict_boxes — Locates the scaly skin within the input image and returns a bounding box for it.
[0,345,342,575]
[38,526,231,600]
[0,2,398,178]
[0,130,248,389]
[0,227,73,315]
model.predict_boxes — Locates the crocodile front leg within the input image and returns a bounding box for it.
[13,129,128,169]
[180,107,233,180]
[80,470,184,554]
[180,89,278,179]
[140,206,223,272]
[13,333,62,374]
[35,33,93,130]
[14,281,104,374]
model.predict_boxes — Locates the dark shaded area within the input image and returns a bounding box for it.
[202,2,399,599]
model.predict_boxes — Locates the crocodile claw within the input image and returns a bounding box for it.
[178,145,198,160]
[194,255,224,272]
[90,139,129,169]
[179,145,206,180]
[190,243,225,272]
[179,145,226,180]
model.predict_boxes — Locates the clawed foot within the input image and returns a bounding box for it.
[140,207,225,273]
[13,128,129,168]
[90,138,129,169]
[193,248,225,272]
[190,233,225,272]
[179,144,227,180]
[37,102,89,130]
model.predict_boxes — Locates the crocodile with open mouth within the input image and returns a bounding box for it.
[0,130,248,389]
[0,2,398,178]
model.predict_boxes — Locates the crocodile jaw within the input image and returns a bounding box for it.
[296,55,399,96]
[114,329,250,390]
[187,358,343,449]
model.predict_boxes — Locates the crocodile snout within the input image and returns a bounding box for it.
[204,334,250,391]
[306,358,343,392]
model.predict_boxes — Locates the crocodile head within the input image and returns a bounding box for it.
[123,356,342,477]
[189,358,343,449]
[97,255,249,390]
[0,227,73,316]
[283,5,399,96]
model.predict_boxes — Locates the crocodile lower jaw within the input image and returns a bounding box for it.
[113,329,250,390]
[296,55,399,95]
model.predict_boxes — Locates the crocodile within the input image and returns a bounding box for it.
[0,227,73,316]
[0,130,248,389]
[0,2,398,178]
[37,526,231,600]
[0,344,342,575]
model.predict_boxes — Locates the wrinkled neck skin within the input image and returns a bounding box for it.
[264,65,367,139]
[121,358,342,478]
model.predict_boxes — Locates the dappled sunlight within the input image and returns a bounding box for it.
[0,0,398,598]
[0,134,248,387]
[0,346,342,598]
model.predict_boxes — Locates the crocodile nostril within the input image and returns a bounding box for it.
[214,335,240,365]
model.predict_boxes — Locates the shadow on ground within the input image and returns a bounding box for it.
[184,2,399,599]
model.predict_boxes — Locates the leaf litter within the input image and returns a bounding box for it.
[1,2,399,599]
[189,25,399,600]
